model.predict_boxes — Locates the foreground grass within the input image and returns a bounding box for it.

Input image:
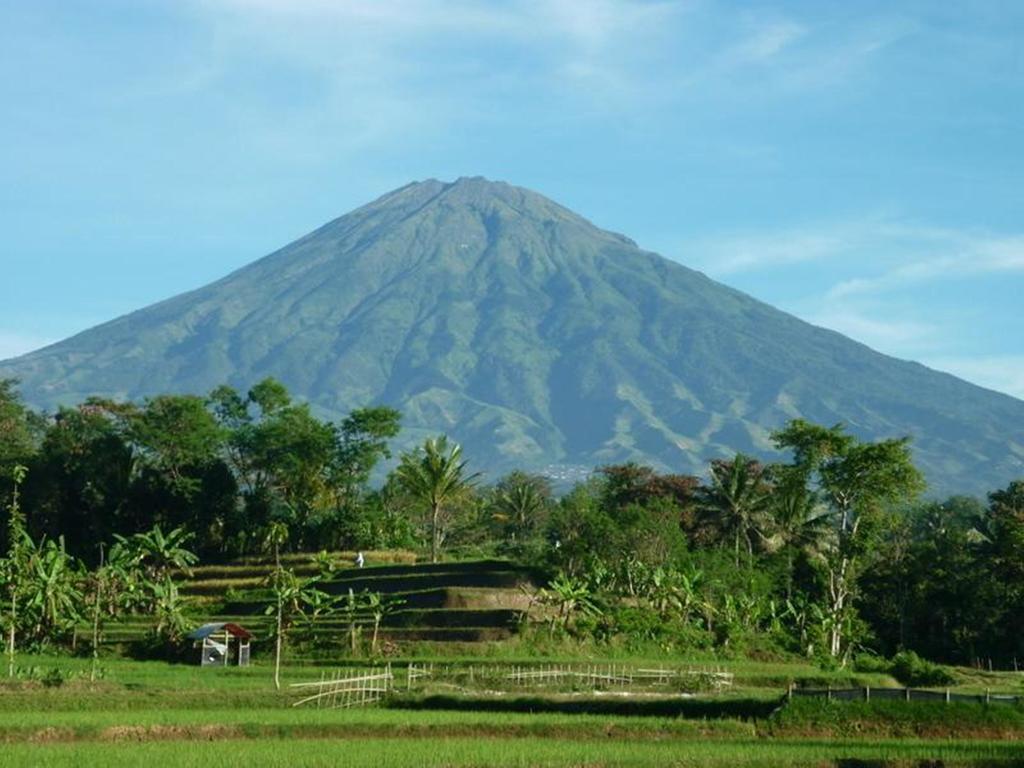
[0,706,754,741]
[5,655,1024,766]
[768,698,1024,738]
[5,736,1024,767]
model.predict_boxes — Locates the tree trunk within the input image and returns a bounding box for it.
[349,588,358,654]
[431,503,440,564]
[372,615,380,654]
[273,540,282,691]
[827,558,849,659]
[91,579,102,683]
[274,601,283,691]
[7,591,15,679]
[785,550,794,602]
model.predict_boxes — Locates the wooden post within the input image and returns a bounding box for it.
[904,687,911,702]
[827,686,832,702]
[864,685,870,702]
[985,688,991,704]
[945,688,951,703]
[786,682,793,702]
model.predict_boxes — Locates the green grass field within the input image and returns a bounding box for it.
[3,654,1024,766]
[6,737,1024,768]
[11,555,1024,766]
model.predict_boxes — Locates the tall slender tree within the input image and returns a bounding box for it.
[2,465,29,677]
[491,471,551,544]
[773,420,924,659]
[699,454,772,567]
[264,520,290,691]
[768,468,830,600]
[395,436,480,563]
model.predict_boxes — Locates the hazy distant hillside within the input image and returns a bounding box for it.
[3,177,1023,495]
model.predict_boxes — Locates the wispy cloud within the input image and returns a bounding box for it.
[688,218,873,275]
[826,226,1024,299]
[685,216,1024,399]
[693,217,1024,286]
[171,0,692,157]
[179,0,906,144]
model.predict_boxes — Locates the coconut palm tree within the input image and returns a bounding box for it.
[395,436,480,563]
[699,455,772,567]
[768,471,831,599]
[491,472,550,544]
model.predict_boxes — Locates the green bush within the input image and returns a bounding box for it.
[852,653,891,674]
[889,651,955,687]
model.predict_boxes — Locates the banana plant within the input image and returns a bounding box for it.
[150,575,189,642]
[364,590,405,654]
[539,573,599,636]
[115,525,198,583]
[263,565,318,690]
[24,538,82,642]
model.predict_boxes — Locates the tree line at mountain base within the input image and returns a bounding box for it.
[1,377,1023,671]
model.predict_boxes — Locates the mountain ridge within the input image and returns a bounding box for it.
[3,177,1023,495]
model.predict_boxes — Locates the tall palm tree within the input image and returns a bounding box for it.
[395,436,480,563]
[769,473,831,599]
[700,454,772,567]
[491,472,550,543]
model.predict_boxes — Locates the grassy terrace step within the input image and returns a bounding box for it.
[179,559,545,597]
[181,579,267,596]
[230,550,418,567]
[319,570,535,595]
[177,575,538,596]
[385,608,519,629]
[90,560,537,645]
[309,627,515,643]
[328,560,544,581]
[220,587,531,615]
[81,609,521,639]
[185,563,322,580]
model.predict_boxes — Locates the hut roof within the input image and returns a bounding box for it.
[187,622,253,641]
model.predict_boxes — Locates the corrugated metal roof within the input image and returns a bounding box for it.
[187,622,253,640]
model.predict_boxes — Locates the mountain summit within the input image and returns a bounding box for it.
[4,178,1023,494]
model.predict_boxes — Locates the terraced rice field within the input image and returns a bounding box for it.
[79,556,542,653]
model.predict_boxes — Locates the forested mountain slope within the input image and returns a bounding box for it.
[4,177,1023,495]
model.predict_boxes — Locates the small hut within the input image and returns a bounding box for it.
[187,622,253,667]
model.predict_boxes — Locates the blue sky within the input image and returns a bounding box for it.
[2,0,1023,398]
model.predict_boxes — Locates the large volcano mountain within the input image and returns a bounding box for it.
[3,177,1023,494]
